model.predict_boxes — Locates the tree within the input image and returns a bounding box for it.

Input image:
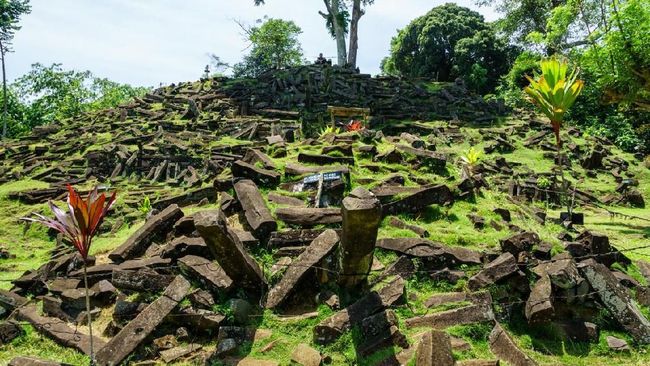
[0,0,30,139]
[6,63,148,137]
[254,0,374,68]
[233,18,304,78]
[381,3,514,87]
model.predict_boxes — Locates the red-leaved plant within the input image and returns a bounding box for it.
[345,120,364,132]
[23,184,116,363]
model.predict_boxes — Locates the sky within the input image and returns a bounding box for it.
[7,0,499,87]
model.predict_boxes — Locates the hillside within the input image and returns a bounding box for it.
[0,65,649,366]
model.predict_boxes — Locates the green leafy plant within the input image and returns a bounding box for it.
[524,57,583,214]
[23,184,116,363]
[139,195,152,216]
[319,125,341,138]
[460,146,482,178]
[536,176,551,189]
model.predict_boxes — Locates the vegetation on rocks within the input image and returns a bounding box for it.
[0,1,648,366]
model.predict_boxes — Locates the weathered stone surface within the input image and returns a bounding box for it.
[95,276,192,366]
[111,269,175,292]
[339,187,381,288]
[500,232,539,256]
[275,207,342,226]
[387,216,429,237]
[579,259,650,343]
[456,360,499,366]
[233,179,277,239]
[395,144,446,170]
[489,322,538,366]
[16,305,106,356]
[160,235,210,259]
[370,255,415,286]
[178,255,233,293]
[242,148,276,170]
[8,357,72,366]
[424,291,488,308]
[406,303,493,329]
[381,184,453,217]
[415,330,455,366]
[291,343,322,366]
[376,238,481,267]
[159,343,202,363]
[194,209,265,291]
[314,276,405,345]
[109,204,184,262]
[268,192,306,207]
[606,336,630,351]
[0,321,22,344]
[468,253,518,290]
[268,229,335,248]
[357,310,409,357]
[298,152,354,165]
[266,229,339,309]
[525,274,554,323]
[0,289,28,311]
[532,258,583,289]
[493,208,511,222]
[231,160,280,187]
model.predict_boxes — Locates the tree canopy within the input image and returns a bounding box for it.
[381,3,516,91]
[3,63,148,137]
[233,18,304,78]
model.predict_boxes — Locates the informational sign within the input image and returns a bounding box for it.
[303,171,343,184]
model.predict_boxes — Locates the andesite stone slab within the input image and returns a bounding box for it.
[338,187,382,288]
[266,229,339,309]
[109,204,183,262]
[95,276,192,366]
[194,209,265,291]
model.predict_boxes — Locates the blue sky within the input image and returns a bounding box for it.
[7,0,498,87]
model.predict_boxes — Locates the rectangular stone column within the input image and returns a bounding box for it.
[194,210,266,291]
[338,187,381,288]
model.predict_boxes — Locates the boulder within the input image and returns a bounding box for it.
[468,253,518,290]
[313,276,405,345]
[579,259,650,343]
[178,255,234,293]
[525,274,554,323]
[500,232,540,256]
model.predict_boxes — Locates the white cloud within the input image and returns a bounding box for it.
[7,0,499,86]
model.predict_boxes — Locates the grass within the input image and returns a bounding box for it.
[0,116,649,365]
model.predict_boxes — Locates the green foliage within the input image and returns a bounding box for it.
[138,195,152,216]
[0,0,30,49]
[536,176,551,188]
[319,125,341,138]
[3,63,148,138]
[496,51,542,106]
[381,4,515,91]
[523,57,584,127]
[233,18,304,78]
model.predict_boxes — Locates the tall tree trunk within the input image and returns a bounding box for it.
[1,42,7,140]
[323,0,347,66]
[347,0,362,68]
